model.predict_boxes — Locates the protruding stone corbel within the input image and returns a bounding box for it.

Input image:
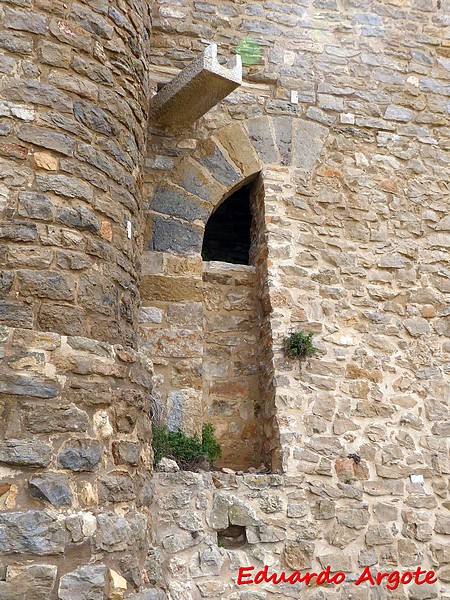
[150,44,242,129]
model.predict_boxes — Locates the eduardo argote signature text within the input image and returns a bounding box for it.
[237,565,437,591]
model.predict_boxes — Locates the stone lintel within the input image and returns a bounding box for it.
[150,44,242,129]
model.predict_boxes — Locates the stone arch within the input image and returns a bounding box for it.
[144,115,330,471]
[148,115,329,254]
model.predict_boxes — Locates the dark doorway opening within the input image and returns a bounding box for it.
[201,184,252,265]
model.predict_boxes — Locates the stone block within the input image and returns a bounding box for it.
[0,301,33,328]
[150,44,241,128]
[112,441,140,466]
[214,123,261,177]
[0,511,67,554]
[58,565,107,600]
[0,374,57,398]
[283,540,314,569]
[18,269,76,302]
[5,8,47,34]
[195,138,241,187]
[38,303,86,336]
[294,118,329,173]
[0,223,37,242]
[58,439,102,471]
[73,101,118,136]
[141,275,202,303]
[273,117,293,166]
[151,216,202,254]
[246,117,279,164]
[56,205,99,232]
[18,192,54,221]
[151,185,209,222]
[98,472,136,503]
[95,514,133,551]
[172,157,225,204]
[17,125,74,156]
[0,439,51,467]
[36,173,93,200]
[29,473,73,507]
[6,564,58,599]
[2,77,72,111]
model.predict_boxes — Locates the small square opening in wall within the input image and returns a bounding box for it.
[217,525,247,549]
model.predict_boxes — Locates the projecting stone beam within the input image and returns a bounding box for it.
[150,44,242,129]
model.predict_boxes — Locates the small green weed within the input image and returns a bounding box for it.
[283,331,318,362]
[152,423,222,470]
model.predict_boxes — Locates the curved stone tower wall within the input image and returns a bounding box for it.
[0,0,156,597]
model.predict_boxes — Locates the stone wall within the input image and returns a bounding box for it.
[0,0,153,345]
[143,0,450,597]
[150,470,448,599]
[0,324,154,598]
[0,0,157,596]
[202,261,263,470]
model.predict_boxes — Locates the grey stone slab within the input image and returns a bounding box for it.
[58,439,102,471]
[151,186,209,222]
[151,216,202,254]
[196,144,240,187]
[294,119,329,173]
[0,374,57,398]
[0,440,52,467]
[58,565,106,600]
[273,116,292,166]
[151,44,241,128]
[246,117,279,164]
[29,473,73,507]
[0,511,67,554]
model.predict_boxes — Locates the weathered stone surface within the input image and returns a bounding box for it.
[0,511,67,554]
[29,473,73,507]
[95,514,133,551]
[36,174,93,200]
[17,125,74,155]
[58,439,102,471]
[0,440,51,467]
[98,472,136,502]
[151,186,209,222]
[6,564,58,599]
[246,117,279,164]
[18,192,54,221]
[17,270,75,301]
[151,216,202,254]
[58,565,107,600]
[24,403,89,433]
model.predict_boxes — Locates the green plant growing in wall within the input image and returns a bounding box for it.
[283,331,318,364]
[152,422,222,471]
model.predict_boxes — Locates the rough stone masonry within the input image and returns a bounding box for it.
[0,0,450,598]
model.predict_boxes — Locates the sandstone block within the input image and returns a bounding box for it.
[18,269,75,301]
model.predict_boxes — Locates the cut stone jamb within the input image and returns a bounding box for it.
[150,44,242,129]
